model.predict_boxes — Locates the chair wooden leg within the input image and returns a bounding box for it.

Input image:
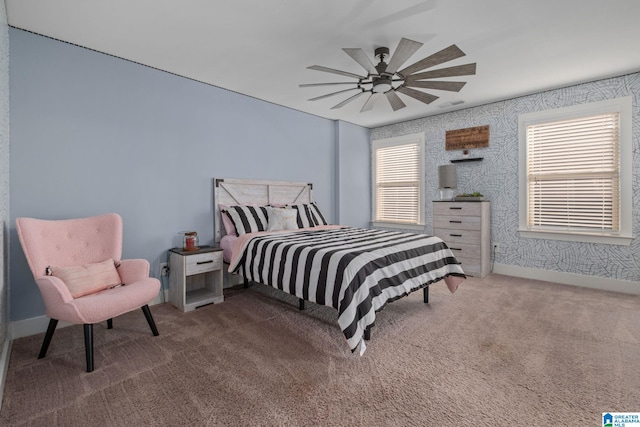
[107,318,113,329]
[84,324,94,373]
[38,318,58,359]
[141,305,159,336]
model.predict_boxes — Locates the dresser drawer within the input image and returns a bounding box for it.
[186,251,223,275]
[433,215,481,231]
[444,242,481,260]
[433,228,481,244]
[434,202,482,217]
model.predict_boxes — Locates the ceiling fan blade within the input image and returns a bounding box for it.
[361,92,381,112]
[307,65,366,80]
[331,90,368,109]
[398,44,466,76]
[403,80,467,92]
[385,90,407,111]
[408,63,476,80]
[385,38,423,75]
[300,82,361,88]
[342,48,378,75]
[396,86,439,104]
[308,88,360,101]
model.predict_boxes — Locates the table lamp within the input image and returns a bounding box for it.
[438,164,457,201]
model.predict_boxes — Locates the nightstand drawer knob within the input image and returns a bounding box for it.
[449,207,462,210]
[196,260,214,265]
[449,220,462,223]
[450,247,462,251]
[450,233,462,237]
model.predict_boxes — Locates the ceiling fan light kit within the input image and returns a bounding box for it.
[300,38,476,113]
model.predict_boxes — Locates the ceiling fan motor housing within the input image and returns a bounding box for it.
[374,46,390,59]
[373,46,392,92]
[373,76,393,93]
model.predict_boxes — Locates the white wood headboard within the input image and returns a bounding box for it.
[214,178,314,243]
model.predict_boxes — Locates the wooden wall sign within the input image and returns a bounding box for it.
[445,125,490,151]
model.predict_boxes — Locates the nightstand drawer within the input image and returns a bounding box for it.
[186,251,222,275]
[434,202,482,217]
[433,228,481,244]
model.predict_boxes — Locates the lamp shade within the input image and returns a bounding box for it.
[438,164,457,189]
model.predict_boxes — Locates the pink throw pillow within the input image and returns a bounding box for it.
[48,258,122,298]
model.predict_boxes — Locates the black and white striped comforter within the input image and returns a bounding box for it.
[229,227,465,352]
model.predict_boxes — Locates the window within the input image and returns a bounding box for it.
[518,97,632,245]
[371,133,425,229]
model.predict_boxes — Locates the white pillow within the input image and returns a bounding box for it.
[266,207,299,231]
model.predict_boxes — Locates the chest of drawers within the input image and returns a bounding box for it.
[433,201,490,278]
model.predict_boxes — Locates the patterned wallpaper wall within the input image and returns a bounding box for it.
[372,73,640,282]
[0,3,10,345]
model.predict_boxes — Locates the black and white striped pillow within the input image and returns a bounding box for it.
[287,204,317,228]
[223,205,269,236]
[309,202,328,226]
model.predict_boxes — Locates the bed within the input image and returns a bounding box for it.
[214,178,465,354]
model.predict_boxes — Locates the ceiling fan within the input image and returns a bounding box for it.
[300,38,476,112]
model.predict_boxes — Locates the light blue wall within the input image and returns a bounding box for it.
[0,3,10,345]
[336,120,370,228]
[372,73,640,283]
[9,29,369,321]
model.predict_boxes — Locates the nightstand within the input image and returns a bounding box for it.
[168,246,224,312]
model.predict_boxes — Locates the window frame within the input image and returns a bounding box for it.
[518,97,633,245]
[371,133,425,230]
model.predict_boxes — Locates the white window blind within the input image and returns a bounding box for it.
[526,113,620,233]
[373,136,423,225]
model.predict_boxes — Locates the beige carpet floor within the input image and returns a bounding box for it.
[1,274,639,426]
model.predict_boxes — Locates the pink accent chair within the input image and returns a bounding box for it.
[16,213,160,372]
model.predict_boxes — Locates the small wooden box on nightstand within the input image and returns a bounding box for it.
[168,246,224,312]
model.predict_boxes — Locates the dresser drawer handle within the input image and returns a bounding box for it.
[450,233,462,237]
[450,247,462,251]
[449,220,462,223]
[196,260,214,265]
[449,207,462,210]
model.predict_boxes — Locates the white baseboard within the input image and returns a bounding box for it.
[492,263,640,295]
[10,288,171,340]
[0,337,11,405]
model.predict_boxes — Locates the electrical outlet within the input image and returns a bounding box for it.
[160,262,169,277]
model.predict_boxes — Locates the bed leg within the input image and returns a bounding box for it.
[244,276,249,288]
[364,326,371,341]
[423,286,429,304]
[299,298,305,310]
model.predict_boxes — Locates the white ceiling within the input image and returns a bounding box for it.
[6,0,640,128]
